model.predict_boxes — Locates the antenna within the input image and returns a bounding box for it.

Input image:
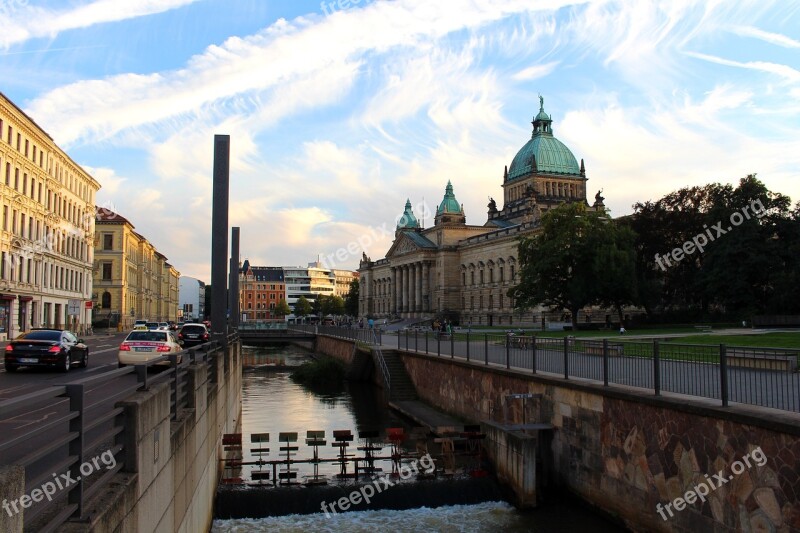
[422,196,425,229]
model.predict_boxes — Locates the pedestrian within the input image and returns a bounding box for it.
[619,325,626,335]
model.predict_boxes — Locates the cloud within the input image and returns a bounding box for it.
[0,0,201,48]
[728,25,800,48]
[512,61,559,81]
[686,52,800,83]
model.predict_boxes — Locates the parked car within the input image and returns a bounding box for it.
[178,323,210,347]
[4,329,89,372]
[118,330,183,367]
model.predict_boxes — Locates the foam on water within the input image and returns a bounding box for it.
[212,501,531,532]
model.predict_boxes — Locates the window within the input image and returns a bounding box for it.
[103,233,113,250]
[500,267,504,282]
[102,292,111,309]
[471,271,475,285]
[2,205,6,231]
[511,265,516,280]
[480,271,484,284]
[7,126,11,144]
[102,262,112,280]
[4,162,9,185]
[462,272,466,286]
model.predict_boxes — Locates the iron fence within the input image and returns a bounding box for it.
[308,327,798,413]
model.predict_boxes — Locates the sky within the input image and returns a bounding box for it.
[1,0,799,281]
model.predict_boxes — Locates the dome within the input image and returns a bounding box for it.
[507,97,581,181]
[437,181,462,214]
[397,199,419,229]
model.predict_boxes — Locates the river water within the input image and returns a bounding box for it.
[211,344,626,533]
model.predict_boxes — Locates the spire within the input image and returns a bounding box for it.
[504,165,508,181]
[397,198,419,229]
[580,158,586,177]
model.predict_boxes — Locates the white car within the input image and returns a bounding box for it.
[118,330,183,367]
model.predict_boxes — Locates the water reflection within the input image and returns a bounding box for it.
[239,343,410,481]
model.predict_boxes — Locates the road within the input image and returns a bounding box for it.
[0,331,132,400]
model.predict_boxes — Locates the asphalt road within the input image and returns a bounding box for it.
[0,331,132,401]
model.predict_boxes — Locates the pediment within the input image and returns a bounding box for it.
[386,233,420,258]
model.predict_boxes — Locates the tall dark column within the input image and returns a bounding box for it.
[211,135,230,342]
[229,227,240,329]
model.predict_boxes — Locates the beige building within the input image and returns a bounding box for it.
[359,99,606,326]
[332,269,358,298]
[93,210,180,328]
[0,92,101,339]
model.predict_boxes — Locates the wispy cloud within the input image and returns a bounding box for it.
[512,61,559,81]
[1,0,201,48]
[686,51,800,83]
[729,25,800,48]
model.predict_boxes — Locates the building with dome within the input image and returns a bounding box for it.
[358,98,606,326]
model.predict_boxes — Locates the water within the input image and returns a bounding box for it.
[213,344,627,532]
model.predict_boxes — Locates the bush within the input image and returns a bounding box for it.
[290,357,345,387]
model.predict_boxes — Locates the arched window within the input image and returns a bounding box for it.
[101,291,111,309]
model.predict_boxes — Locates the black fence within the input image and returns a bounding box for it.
[290,324,382,345]
[311,327,799,413]
[0,335,236,532]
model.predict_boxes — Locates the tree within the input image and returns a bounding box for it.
[511,202,637,330]
[344,278,359,317]
[629,174,799,318]
[294,296,312,320]
[274,299,291,318]
[318,294,345,317]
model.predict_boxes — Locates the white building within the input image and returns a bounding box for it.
[178,276,205,321]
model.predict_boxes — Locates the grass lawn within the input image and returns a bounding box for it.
[664,333,800,349]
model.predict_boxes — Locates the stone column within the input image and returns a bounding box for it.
[391,267,398,314]
[421,261,430,312]
[415,262,422,313]
[408,263,416,315]
[400,265,408,313]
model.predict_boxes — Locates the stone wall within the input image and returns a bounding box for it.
[399,350,800,532]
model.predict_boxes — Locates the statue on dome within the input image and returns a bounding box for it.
[539,94,544,110]
[595,189,605,204]
[487,197,497,211]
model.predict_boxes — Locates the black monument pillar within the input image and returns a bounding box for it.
[211,135,230,344]
[229,227,240,329]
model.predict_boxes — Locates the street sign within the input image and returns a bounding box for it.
[68,299,81,316]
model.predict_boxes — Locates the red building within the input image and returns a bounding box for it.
[238,261,286,321]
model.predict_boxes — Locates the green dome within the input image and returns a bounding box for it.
[397,199,419,229]
[507,97,580,181]
[437,181,462,214]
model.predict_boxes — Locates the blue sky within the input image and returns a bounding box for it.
[2,0,799,280]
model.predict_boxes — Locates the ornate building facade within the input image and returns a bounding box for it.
[0,92,101,339]
[358,99,606,326]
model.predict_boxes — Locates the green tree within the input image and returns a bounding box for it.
[344,278,360,317]
[511,202,637,330]
[294,296,312,320]
[274,299,291,317]
[319,294,345,317]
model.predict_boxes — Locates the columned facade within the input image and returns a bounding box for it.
[358,99,608,325]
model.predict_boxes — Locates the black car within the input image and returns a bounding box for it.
[4,329,89,372]
[177,323,210,347]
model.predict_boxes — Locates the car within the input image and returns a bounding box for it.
[133,319,148,329]
[145,322,160,331]
[4,329,89,372]
[118,330,183,367]
[168,321,178,331]
[178,323,210,347]
[157,322,170,331]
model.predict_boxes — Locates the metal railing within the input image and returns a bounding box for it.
[380,330,798,413]
[371,329,391,392]
[0,334,237,532]
[290,324,382,345]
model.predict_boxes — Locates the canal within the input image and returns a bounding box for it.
[211,343,627,532]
